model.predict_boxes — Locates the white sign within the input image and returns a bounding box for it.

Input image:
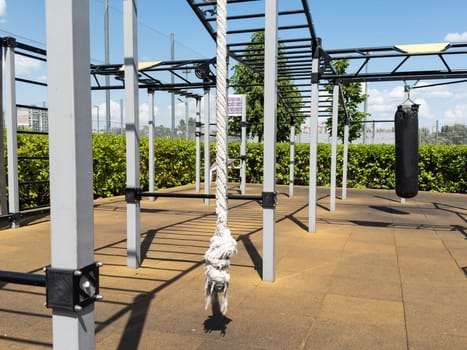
[228,94,246,116]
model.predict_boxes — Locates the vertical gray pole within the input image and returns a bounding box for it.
[45,1,95,348]
[330,84,339,211]
[262,0,278,282]
[342,121,349,200]
[289,120,295,198]
[148,90,155,201]
[104,0,110,133]
[5,38,19,227]
[308,41,320,233]
[240,94,247,195]
[362,61,368,144]
[123,0,140,268]
[170,33,175,139]
[185,98,189,140]
[0,46,7,216]
[120,98,124,135]
[203,88,211,205]
[195,98,201,192]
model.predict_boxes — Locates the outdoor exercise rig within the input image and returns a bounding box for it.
[1,0,467,348]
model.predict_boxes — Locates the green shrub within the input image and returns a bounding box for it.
[3,133,466,209]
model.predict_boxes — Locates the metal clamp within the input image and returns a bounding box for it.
[125,187,142,203]
[45,262,103,313]
[261,191,277,209]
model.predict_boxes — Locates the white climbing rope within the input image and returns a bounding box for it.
[204,0,237,315]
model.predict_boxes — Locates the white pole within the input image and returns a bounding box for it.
[148,89,155,201]
[342,121,349,200]
[330,84,339,211]
[4,38,19,227]
[262,0,278,281]
[123,0,140,268]
[240,94,247,195]
[203,88,211,205]
[308,42,320,233]
[289,120,295,198]
[195,97,201,192]
[46,0,95,347]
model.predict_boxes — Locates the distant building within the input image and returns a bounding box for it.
[17,106,48,132]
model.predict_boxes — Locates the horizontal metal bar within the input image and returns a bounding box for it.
[17,130,48,135]
[15,77,47,87]
[19,180,49,186]
[18,156,49,160]
[140,191,262,201]
[17,103,48,111]
[0,270,46,287]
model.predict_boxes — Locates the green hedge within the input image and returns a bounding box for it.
[4,134,466,208]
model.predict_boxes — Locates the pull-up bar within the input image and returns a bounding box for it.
[0,270,46,287]
[125,188,275,208]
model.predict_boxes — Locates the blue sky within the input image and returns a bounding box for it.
[1,0,467,132]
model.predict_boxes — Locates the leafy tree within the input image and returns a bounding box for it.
[177,117,197,140]
[325,60,369,143]
[229,31,306,142]
[421,123,467,145]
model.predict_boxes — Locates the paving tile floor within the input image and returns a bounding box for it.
[0,185,466,349]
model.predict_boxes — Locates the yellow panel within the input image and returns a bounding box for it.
[395,43,449,53]
[138,61,162,70]
[118,61,162,71]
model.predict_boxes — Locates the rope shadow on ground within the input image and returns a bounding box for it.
[203,292,232,336]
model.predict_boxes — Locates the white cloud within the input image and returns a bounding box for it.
[15,55,43,75]
[0,0,6,18]
[444,32,467,42]
[139,101,160,124]
[389,86,404,99]
[443,103,467,124]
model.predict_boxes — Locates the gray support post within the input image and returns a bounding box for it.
[0,46,6,216]
[308,41,320,233]
[170,33,175,139]
[342,120,349,200]
[185,97,189,140]
[240,94,247,195]
[148,89,155,201]
[289,119,295,198]
[262,0,278,282]
[330,84,339,211]
[195,97,201,192]
[123,0,140,268]
[5,38,19,227]
[104,0,110,133]
[203,88,211,205]
[45,0,95,348]
[120,98,124,135]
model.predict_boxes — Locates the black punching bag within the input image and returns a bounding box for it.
[394,104,419,198]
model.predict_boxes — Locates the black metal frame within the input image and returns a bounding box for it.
[125,187,278,208]
[186,0,467,119]
[0,262,102,313]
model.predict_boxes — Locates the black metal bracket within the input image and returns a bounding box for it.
[2,36,16,48]
[240,121,249,128]
[8,212,21,224]
[261,192,277,209]
[125,187,142,203]
[45,262,102,313]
